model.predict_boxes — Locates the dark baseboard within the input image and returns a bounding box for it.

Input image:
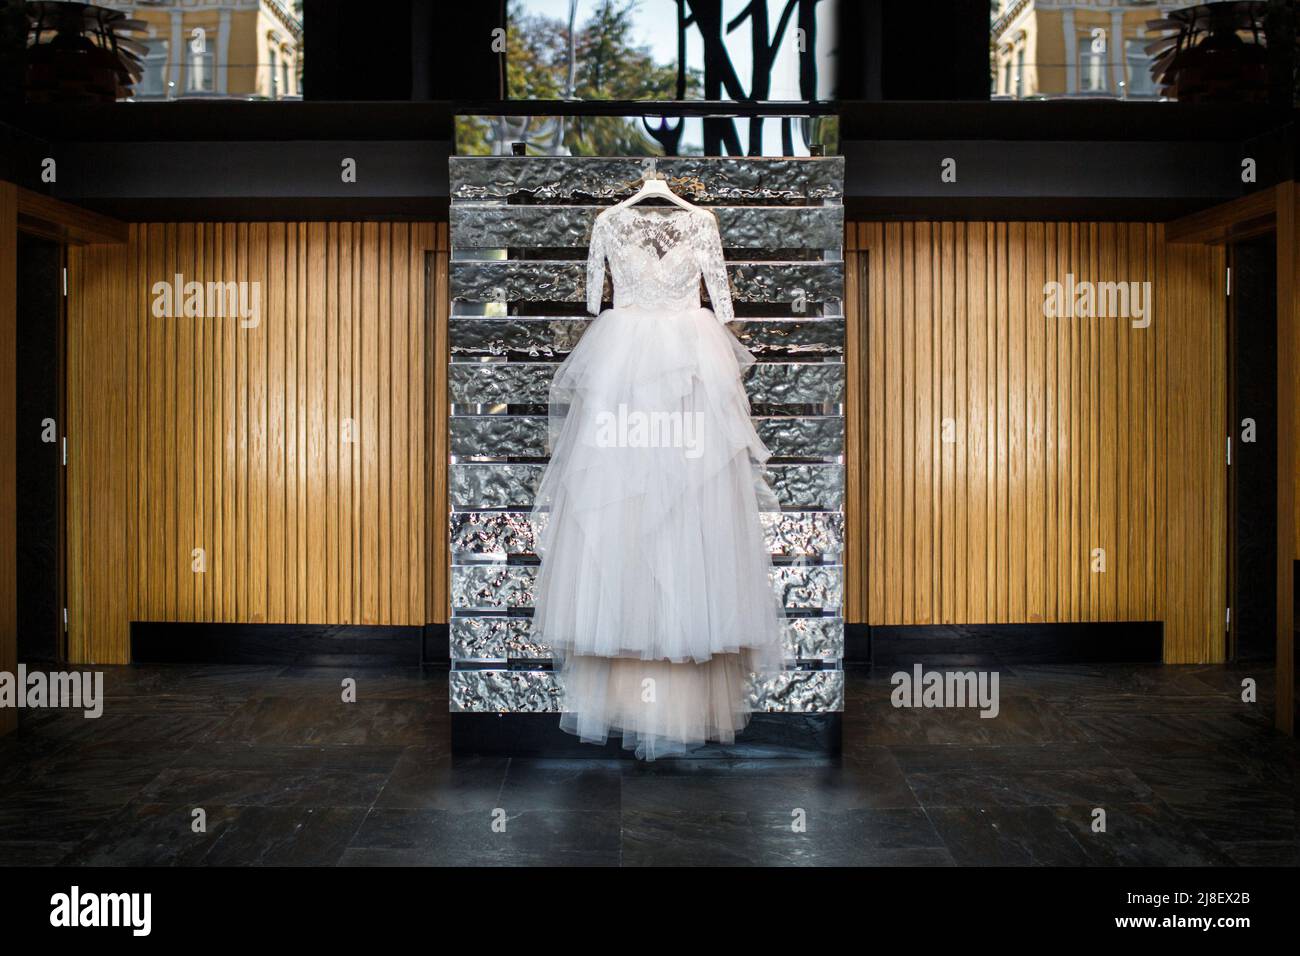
[863,621,1164,666]
[450,712,842,758]
[421,623,450,665]
[130,622,426,667]
[845,623,870,663]
[128,619,1163,668]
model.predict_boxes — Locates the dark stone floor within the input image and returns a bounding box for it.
[0,661,1295,866]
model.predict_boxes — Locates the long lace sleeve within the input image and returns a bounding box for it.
[586,214,608,316]
[696,211,733,324]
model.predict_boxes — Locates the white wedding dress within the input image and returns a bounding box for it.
[530,204,785,760]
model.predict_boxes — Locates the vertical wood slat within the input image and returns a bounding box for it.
[843,225,865,622]
[65,241,132,664]
[64,222,445,663]
[845,220,1227,662]
[430,222,451,623]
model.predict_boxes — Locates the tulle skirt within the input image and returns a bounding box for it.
[530,303,785,760]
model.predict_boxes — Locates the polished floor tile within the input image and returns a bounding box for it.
[0,660,1296,866]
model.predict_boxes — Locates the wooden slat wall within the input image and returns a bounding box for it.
[846,221,1227,663]
[62,216,1229,665]
[66,242,134,665]
[66,222,449,664]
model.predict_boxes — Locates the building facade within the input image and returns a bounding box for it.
[992,0,1185,99]
[101,0,303,100]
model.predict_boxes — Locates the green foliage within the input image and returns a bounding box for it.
[460,0,702,156]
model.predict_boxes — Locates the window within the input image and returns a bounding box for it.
[1014,47,1025,97]
[505,0,838,101]
[137,38,168,98]
[187,44,213,94]
[1078,34,1107,93]
[1125,38,1156,97]
[281,50,291,97]
[269,47,279,97]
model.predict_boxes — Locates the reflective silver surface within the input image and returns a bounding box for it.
[450,510,843,559]
[451,564,843,612]
[449,668,844,713]
[450,316,845,359]
[450,614,844,662]
[451,203,844,251]
[448,361,844,405]
[450,260,844,306]
[450,415,844,459]
[448,154,846,718]
[449,669,564,713]
[450,461,843,511]
[449,156,845,202]
[745,669,845,713]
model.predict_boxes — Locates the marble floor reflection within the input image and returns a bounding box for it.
[0,661,1295,866]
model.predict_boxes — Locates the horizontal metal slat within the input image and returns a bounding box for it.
[450,461,844,511]
[449,260,845,305]
[449,510,844,560]
[450,203,845,250]
[448,360,844,405]
[450,564,843,612]
[449,415,844,459]
[449,156,846,202]
[449,316,846,359]
[449,668,845,713]
[450,614,844,662]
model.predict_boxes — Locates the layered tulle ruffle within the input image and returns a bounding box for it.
[530,304,785,759]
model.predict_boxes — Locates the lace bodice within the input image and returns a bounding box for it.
[586,206,733,323]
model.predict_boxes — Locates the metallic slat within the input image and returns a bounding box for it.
[450,510,843,559]
[450,617,548,661]
[450,204,845,250]
[449,156,845,202]
[771,564,843,611]
[764,462,844,510]
[450,615,844,662]
[450,461,843,511]
[451,564,843,612]
[450,415,844,459]
[731,317,845,357]
[448,361,844,405]
[761,511,845,557]
[449,670,564,713]
[449,668,844,713]
[747,669,845,713]
[450,316,845,359]
[450,260,844,305]
[450,511,537,557]
[784,617,845,660]
[450,462,545,509]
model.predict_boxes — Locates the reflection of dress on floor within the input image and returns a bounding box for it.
[530,204,785,760]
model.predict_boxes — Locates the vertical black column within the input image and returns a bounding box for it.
[15,233,63,663]
[1229,234,1279,661]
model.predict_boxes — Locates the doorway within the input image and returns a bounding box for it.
[1227,232,1277,663]
[15,233,66,663]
